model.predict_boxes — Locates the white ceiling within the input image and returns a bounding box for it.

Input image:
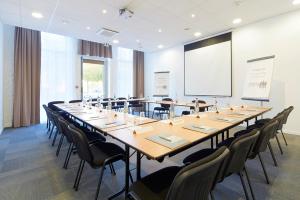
[0,0,299,52]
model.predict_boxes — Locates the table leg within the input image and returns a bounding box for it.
[136,152,141,180]
[148,102,150,117]
[226,130,229,139]
[211,137,214,149]
[216,134,219,146]
[222,132,224,141]
[125,145,130,195]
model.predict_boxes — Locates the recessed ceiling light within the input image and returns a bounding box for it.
[136,39,140,43]
[102,9,107,14]
[86,26,91,30]
[232,18,242,24]
[194,32,202,37]
[113,39,119,44]
[191,14,196,18]
[293,0,300,5]
[32,12,43,19]
[157,44,164,49]
[158,28,162,33]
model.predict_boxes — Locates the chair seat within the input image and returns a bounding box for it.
[255,118,271,125]
[90,141,125,167]
[85,131,106,142]
[181,111,190,115]
[183,148,216,165]
[153,107,168,111]
[129,166,182,200]
[234,129,254,138]
[183,137,235,165]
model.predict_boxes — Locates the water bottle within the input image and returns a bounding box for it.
[97,96,102,109]
[170,103,175,120]
[124,100,129,114]
[108,98,112,110]
[195,98,199,114]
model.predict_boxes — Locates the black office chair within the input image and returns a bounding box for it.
[57,117,106,169]
[68,124,131,200]
[181,100,206,115]
[48,101,64,111]
[102,98,115,109]
[127,146,229,200]
[115,97,127,110]
[235,119,279,184]
[69,100,82,103]
[42,104,52,131]
[129,97,144,114]
[152,98,173,119]
[245,112,286,156]
[183,129,260,200]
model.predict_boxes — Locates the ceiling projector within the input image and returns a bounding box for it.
[119,8,134,19]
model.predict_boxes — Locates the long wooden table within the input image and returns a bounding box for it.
[55,103,271,198]
[143,100,213,117]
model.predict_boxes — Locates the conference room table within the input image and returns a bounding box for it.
[55,103,271,199]
[143,100,213,117]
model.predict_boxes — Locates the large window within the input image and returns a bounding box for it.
[40,32,77,122]
[116,47,133,97]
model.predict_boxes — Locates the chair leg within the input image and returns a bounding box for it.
[258,153,270,184]
[238,171,250,200]
[152,111,154,119]
[210,191,215,200]
[74,160,85,191]
[52,130,59,146]
[109,163,116,175]
[46,119,49,129]
[56,135,64,156]
[244,166,256,200]
[275,134,283,155]
[268,142,278,166]
[281,130,288,146]
[48,125,54,139]
[94,167,106,200]
[63,143,73,169]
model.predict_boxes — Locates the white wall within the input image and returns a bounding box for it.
[2,24,14,128]
[0,21,4,133]
[145,10,300,135]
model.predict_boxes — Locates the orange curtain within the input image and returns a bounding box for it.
[13,27,41,127]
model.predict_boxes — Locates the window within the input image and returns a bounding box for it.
[40,32,77,122]
[116,47,133,97]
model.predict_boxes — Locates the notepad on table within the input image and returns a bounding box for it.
[214,117,239,123]
[146,134,188,149]
[183,124,218,134]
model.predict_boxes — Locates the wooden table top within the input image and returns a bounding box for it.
[55,103,156,132]
[143,100,212,108]
[107,106,271,159]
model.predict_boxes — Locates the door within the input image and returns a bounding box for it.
[81,59,105,98]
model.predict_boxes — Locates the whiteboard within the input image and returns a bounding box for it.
[153,71,170,96]
[242,57,274,101]
[184,41,232,96]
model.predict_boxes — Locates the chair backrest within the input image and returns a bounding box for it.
[166,146,229,200]
[116,97,127,105]
[274,112,285,132]
[51,111,62,132]
[69,100,82,103]
[161,98,173,109]
[102,98,115,106]
[283,106,294,124]
[129,97,139,105]
[251,119,279,156]
[48,101,64,110]
[192,99,207,112]
[220,129,260,180]
[57,116,74,143]
[42,104,51,120]
[68,124,93,163]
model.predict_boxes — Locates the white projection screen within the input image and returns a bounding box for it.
[184,33,232,96]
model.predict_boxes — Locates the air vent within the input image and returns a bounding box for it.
[96,28,119,38]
